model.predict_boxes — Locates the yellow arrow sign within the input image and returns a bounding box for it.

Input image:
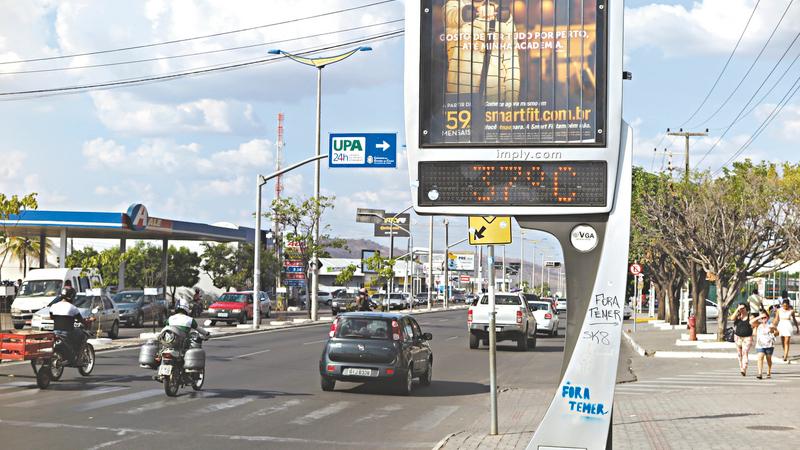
[468,216,512,245]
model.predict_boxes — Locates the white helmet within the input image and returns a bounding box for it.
[175,298,191,315]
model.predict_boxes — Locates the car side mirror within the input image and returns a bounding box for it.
[422,332,433,341]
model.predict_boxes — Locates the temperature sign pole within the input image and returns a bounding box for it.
[405,1,629,448]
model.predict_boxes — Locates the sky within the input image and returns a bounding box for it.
[1,0,798,265]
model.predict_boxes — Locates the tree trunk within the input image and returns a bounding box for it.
[715,279,727,341]
[667,284,680,325]
[656,284,666,321]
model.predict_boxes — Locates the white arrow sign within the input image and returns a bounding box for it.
[376,140,390,152]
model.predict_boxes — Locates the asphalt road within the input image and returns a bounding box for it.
[0,309,570,449]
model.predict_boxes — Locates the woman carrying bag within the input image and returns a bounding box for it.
[730,305,753,376]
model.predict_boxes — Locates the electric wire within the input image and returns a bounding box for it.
[0,0,398,65]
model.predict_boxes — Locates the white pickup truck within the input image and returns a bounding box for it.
[467,293,537,351]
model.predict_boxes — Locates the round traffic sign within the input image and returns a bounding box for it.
[629,263,643,276]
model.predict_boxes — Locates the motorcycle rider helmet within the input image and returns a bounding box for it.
[175,298,191,315]
[60,287,76,303]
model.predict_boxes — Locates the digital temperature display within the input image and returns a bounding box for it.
[418,161,607,207]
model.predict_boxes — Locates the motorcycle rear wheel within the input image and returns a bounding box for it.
[164,373,180,397]
[78,345,95,376]
[191,370,205,391]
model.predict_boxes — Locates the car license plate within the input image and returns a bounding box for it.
[158,365,172,376]
[218,313,228,317]
[342,368,374,377]
[485,326,503,332]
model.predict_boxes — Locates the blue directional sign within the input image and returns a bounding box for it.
[283,279,305,287]
[285,266,304,273]
[329,133,397,168]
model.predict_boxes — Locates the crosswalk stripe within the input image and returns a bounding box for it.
[651,377,789,384]
[246,399,304,419]
[0,387,43,401]
[75,389,163,412]
[290,401,351,425]
[0,382,34,390]
[120,391,220,415]
[405,405,459,431]
[189,396,257,416]
[354,404,404,423]
[8,386,129,408]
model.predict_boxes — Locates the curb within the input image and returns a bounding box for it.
[622,330,800,363]
[622,330,647,357]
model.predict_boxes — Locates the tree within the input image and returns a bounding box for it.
[65,246,123,287]
[167,246,201,299]
[335,264,358,286]
[200,243,236,291]
[200,242,279,292]
[124,242,164,289]
[0,193,38,278]
[1,237,53,276]
[266,196,346,314]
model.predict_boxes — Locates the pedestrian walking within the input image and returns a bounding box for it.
[730,305,753,376]
[774,296,799,362]
[752,311,778,379]
[747,287,764,318]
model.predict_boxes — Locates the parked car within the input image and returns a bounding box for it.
[206,291,271,326]
[318,291,333,306]
[32,291,120,339]
[528,300,559,336]
[113,290,168,327]
[554,298,567,314]
[468,293,537,350]
[705,299,719,320]
[319,312,433,395]
[623,303,633,320]
[388,292,412,310]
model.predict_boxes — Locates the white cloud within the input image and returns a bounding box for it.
[196,139,274,174]
[626,1,800,58]
[82,137,199,173]
[90,91,261,136]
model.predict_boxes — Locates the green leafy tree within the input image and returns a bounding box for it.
[200,243,278,292]
[124,242,164,289]
[65,246,123,287]
[0,193,39,276]
[200,243,236,291]
[167,246,201,299]
[335,264,358,286]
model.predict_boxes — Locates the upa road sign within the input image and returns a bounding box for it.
[630,263,643,276]
[468,216,512,245]
[329,133,397,168]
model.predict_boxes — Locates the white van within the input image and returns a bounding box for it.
[10,268,102,329]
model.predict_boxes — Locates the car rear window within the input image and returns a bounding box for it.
[336,318,391,340]
[479,295,522,305]
[219,293,251,303]
[529,302,551,311]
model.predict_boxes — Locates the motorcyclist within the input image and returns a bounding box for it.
[191,288,204,317]
[355,288,372,312]
[50,287,94,360]
[167,299,209,338]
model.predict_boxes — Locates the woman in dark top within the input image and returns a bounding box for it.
[730,304,753,376]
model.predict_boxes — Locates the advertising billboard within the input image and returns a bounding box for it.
[374,213,411,237]
[420,0,605,147]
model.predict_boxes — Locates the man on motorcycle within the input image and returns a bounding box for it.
[168,299,209,336]
[50,287,94,359]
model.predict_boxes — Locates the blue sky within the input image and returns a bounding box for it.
[0,0,797,263]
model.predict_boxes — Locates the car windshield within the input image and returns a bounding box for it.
[480,295,522,305]
[219,293,251,303]
[530,301,551,311]
[523,294,540,302]
[114,292,143,303]
[389,293,405,299]
[336,318,391,340]
[20,280,62,297]
[73,296,96,309]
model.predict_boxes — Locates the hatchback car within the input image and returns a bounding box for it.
[319,312,433,395]
[206,291,271,326]
[528,300,559,336]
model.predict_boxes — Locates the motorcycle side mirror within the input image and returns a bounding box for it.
[203,320,213,327]
[91,307,100,314]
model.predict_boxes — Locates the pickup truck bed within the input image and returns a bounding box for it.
[467,293,537,351]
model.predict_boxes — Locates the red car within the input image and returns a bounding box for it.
[206,291,272,326]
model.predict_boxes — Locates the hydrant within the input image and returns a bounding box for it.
[688,315,697,341]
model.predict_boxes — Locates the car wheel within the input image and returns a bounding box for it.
[13,323,23,330]
[135,312,144,328]
[469,333,479,349]
[265,307,271,319]
[518,332,529,351]
[528,332,537,350]
[396,365,413,396]
[420,359,433,386]
[321,376,335,392]
[107,320,119,339]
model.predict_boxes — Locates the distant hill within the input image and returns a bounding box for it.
[324,238,405,259]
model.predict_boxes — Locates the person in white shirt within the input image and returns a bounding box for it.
[50,287,94,356]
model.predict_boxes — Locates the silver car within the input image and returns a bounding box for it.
[32,292,120,339]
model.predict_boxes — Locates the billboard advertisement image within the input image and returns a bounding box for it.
[420,0,605,147]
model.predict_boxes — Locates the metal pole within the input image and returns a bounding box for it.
[253,176,262,329]
[519,234,525,290]
[428,216,434,311]
[633,275,637,332]
[540,254,546,295]
[444,219,449,309]
[488,244,498,435]
[502,246,506,292]
[531,240,536,293]
[310,66,322,322]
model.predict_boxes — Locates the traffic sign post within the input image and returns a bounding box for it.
[405,1,629,447]
[328,133,397,168]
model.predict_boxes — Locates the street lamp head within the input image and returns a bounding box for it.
[267,49,282,55]
[359,46,373,52]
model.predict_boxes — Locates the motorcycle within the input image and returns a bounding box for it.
[33,318,96,381]
[140,325,207,397]
[190,299,204,318]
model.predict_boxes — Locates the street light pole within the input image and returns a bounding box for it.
[428,216,434,311]
[519,232,525,289]
[443,218,449,309]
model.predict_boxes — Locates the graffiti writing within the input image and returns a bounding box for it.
[582,329,611,345]
[562,381,608,416]
[588,293,621,325]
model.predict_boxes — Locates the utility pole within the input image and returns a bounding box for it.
[443,218,449,309]
[275,113,285,304]
[519,231,525,289]
[667,128,708,182]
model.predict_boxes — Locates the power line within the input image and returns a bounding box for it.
[690,0,795,128]
[0,30,404,100]
[694,26,800,168]
[679,0,761,128]
[0,19,404,75]
[0,0,398,65]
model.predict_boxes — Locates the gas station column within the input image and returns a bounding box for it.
[118,238,126,290]
[58,229,67,268]
[162,239,168,304]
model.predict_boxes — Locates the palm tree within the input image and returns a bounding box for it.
[1,237,54,276]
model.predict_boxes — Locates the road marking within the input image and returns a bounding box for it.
[0,381,34,390]
[189,396,257,416]
[75,389,163,412]
[234,349,271,358]
[0,387,43,401]
[290,401,351,425]
[658,376,789,383]
[446,336,459,341]
[9,386,129,408]
[302,339,328,346]
[354,404,403,423]
[405,405,459,431]
[120,391,220,415]
[246,399,304,418]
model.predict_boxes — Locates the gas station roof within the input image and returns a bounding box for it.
[0,204,261,243]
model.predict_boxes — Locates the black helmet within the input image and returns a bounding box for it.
[60,287,76,302]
